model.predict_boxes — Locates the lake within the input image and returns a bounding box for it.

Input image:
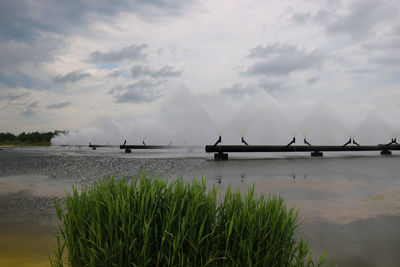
[1,146,400,266]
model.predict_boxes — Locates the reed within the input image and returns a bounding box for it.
[51,174,325,266]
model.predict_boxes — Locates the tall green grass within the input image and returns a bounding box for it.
[51,174,325,266]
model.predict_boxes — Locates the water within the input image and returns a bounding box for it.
[1,146,400,266]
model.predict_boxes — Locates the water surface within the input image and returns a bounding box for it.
[1,146,399,266]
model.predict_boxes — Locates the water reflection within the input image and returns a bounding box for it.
[1,147,400,266]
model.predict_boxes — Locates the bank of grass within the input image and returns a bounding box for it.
[51,175,326,266]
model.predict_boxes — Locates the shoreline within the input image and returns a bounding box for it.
[0,144,51,148]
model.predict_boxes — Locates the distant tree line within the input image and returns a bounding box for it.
[0,130,66,145]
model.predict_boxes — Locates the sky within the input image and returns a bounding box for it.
[1,0,400,140]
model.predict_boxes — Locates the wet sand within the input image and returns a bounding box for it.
[0,189,59,267]
[1,147,400,266]
[0,229,56,267]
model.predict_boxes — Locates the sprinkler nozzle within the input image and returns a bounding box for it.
[213,136,222,147]
[241,137,249,146]
[286,137,296,147]
[304,138,312,146]
[352,139,360,146]
[342,138,352,147]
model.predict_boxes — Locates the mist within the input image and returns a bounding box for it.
[51,85,400,147]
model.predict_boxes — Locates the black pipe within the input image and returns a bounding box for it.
[205,144,400,153]
[89,144,119,148]
[120,144,203,150]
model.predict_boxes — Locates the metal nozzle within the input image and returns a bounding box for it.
[213,136,222,147]
[352,139,360,146]
[342,138,352,147]
[304,138,312,146]
[241,137,249,146]
[286,137,296,147]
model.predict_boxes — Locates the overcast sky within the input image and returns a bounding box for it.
[1,0,399,134]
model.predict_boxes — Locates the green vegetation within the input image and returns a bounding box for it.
[52,175,325,267]
[0,131,64,146]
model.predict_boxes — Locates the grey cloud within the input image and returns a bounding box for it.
[245,44,325,76]
[127,79,166,89]
[0,0,197,42]
[0,27,65,91]
[114,88,162,104]
[306,76,320,85]
[290,1,398,39]
[219,83,256,99]
[0,71,39,89]
[248,44,297,58]
[131,65,181,79]
[365,37,400,51]
[258,80,283,92]
[115,90,162,104]
[371,55,400,66]
[324,0,397,39]
[291,9,331,25]
[108,85,124,95]
[54,71,91,84]
[89,44,148,64]
[0,38,63,69]
[21,101,39,116]
[109,79,165,103]
[108,80,165,95]
[0,92,30,101]
[108,70,123,78]
[313,9,332,24]
[350,67,377,74]
[291,12,311,24]
[46,101,71,109]
[364,24,400,66]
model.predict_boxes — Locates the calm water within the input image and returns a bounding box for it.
[1,146,400,266]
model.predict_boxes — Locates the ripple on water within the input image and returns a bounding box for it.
[1,147,400,266]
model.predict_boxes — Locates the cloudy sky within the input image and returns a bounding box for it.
[1,0,399,134]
